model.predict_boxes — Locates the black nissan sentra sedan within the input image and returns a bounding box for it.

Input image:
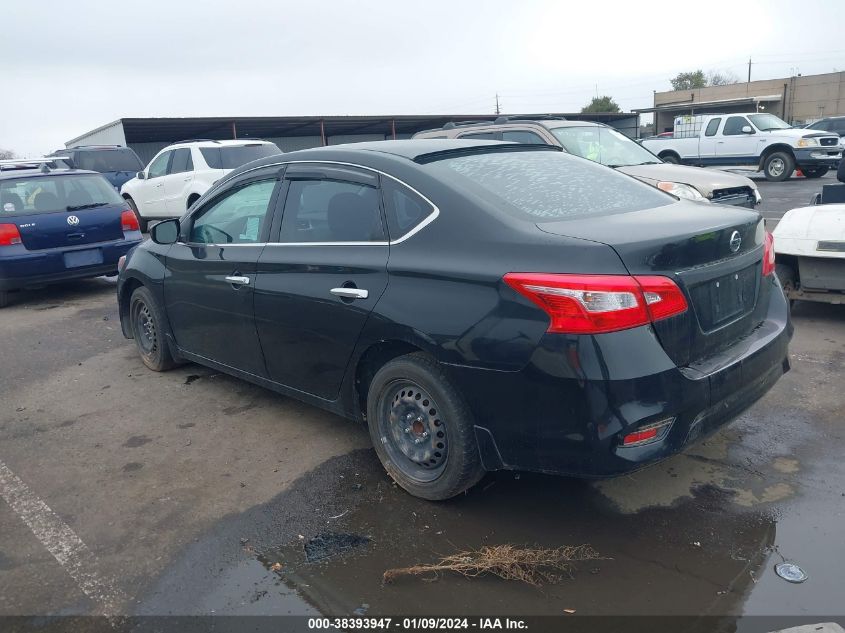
[117,140,792,500]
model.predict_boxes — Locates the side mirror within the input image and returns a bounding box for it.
[150,218,180,244]
[137,171,146,180]
[741,125,754,134]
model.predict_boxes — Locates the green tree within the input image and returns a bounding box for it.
[581,96,620,113]
[670,70,706,91]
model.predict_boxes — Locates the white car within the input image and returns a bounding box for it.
[120,139,280,231]
[773,202,845,304]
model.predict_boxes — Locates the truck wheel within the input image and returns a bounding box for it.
[366,352,485,501]
[803,167,829,179]
[763,152,795,182]
[125,197,148,233]
[660,153,680,164]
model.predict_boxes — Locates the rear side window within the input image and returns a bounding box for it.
[280,180,384,243]
[72,148,143,172]
[0,174,123,217]
[428,150,672,221]
[199,144,280,169]
[381,178,434,240]
[502,130,546,144]
[168,148,193,174]
[704,118,721,136]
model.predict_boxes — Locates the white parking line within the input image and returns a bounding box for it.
[0,459,127,616]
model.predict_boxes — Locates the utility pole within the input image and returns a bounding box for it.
[495,93,501,115]
[747,57,752,83]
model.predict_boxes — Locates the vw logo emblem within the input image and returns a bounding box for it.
[729,230,742,253]
[67,215,80,226]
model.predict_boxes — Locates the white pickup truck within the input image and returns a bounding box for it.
[642,113,842,182]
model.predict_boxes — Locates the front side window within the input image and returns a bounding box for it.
[381,178,434,240]
[189,179,275,244]
[704,118,722,136]
[168,148,193,175]
[427,150,672,222]
[147,151,171,179]
[723,116,752,136]
[0,174,123,216]
[279,179,384,243]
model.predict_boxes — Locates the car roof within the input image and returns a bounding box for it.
[0,167,100,181]
[218,139,561,183]
[166,139,276,149]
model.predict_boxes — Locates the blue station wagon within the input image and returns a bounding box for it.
[0,159,143,308]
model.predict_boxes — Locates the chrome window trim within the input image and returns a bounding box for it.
[205,159,440,247]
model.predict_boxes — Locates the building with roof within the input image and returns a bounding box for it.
[637,71,845,133]
[64,113,639,164]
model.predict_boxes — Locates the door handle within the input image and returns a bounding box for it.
[330,287,368,300]
[183,177,191,182]
[225,275,251,286]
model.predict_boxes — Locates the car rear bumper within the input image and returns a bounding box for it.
[447,274,792,477]
[0,239,140,291]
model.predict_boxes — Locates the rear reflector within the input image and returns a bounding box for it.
[121,210,140,232]
[503,273,688,334]
[762,231,775,276]
[0,223,22,246]
[621,417,675,447]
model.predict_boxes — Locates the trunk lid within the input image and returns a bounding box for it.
[15,203,127,250]
[537,200,766,366]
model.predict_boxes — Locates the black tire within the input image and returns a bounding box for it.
[187,195,200,210]
[775,263,797,308]
[763,151,795,182]
[0,290,8,309]
[366,352,484,501]
[803,166,829,179]
[129,286,176,372]
[125,197,148,233]
[660,153,680,165]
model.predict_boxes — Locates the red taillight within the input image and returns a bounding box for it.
[121,210,140,232]
[621,417,675,447]
[762,231,775,276]
[0,223,22,246]
[503,273,688,335]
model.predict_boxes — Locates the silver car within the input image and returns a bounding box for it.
[414,118,761,208]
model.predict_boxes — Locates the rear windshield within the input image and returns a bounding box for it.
[71,148,144,172]
[199,144,280,169]
[427,150,673,221]
[0,174,124,217]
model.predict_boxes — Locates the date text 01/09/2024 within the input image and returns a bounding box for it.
[307,617,529,630]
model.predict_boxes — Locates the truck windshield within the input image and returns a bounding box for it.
[748,114,792,131]
[549,126,661,168]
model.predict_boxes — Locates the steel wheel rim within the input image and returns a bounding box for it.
[378,380,447,483]
[134,302,157,355]
[769,158,785,177]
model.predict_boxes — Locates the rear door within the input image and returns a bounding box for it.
[163,169,281,376]
[1,173,126,250]
[698,117,722,159]
[253,163,389,399]
[162,148,194,215]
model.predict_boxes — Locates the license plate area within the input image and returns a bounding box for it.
[689,264,758,331]
[63,248,103,268]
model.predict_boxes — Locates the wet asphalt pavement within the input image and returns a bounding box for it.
[0,173,843,632]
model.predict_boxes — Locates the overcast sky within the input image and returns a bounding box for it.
[2,0,844,157]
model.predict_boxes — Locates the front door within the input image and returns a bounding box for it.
[162,147,195,216]
[719,115,762,164]
[254,163,389,399]
[140,150,172,217]
[164,172,281,376]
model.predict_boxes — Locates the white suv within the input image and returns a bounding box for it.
[120,139,280,230]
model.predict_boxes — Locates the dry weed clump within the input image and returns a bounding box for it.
[383,544,605,586]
